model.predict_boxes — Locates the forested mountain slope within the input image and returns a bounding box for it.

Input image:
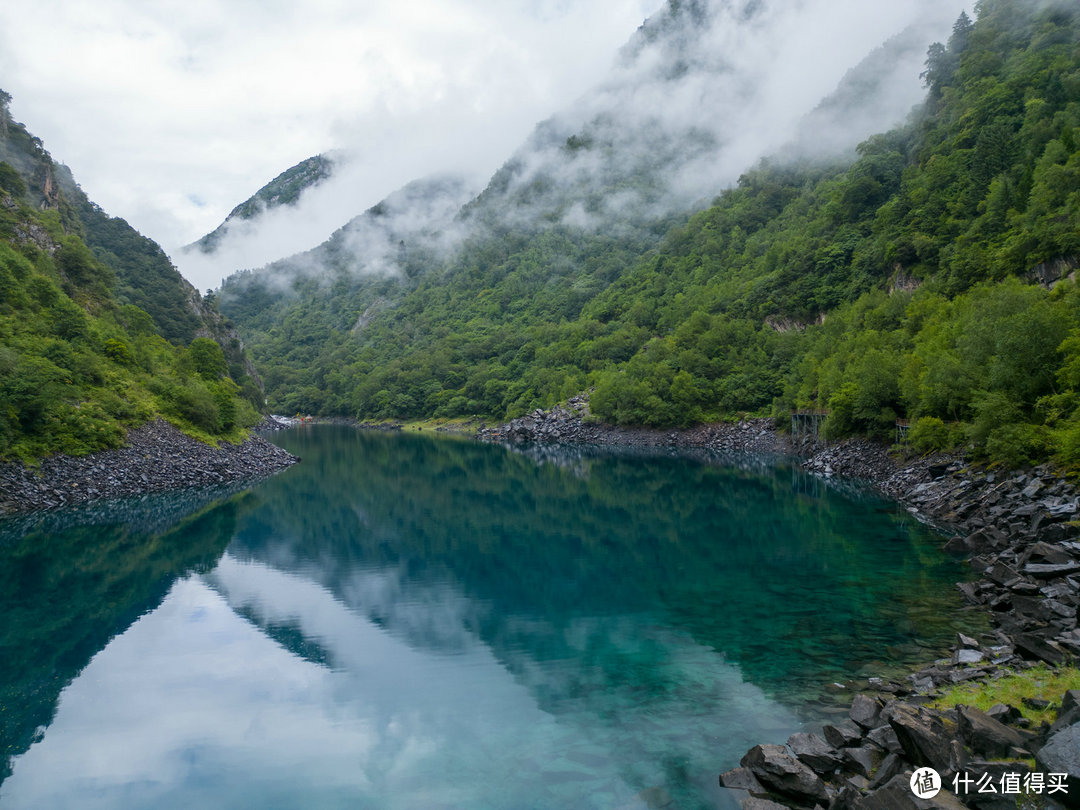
[0,91,264,461]
[220,0,1080,468]
[218,0,944,415]
[186,153,335,256]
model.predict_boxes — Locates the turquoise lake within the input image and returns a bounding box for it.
[0,426,981,809]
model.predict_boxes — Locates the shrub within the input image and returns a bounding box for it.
[103,338,134,366]
[186,337,228,380]
[908,416,955,454]
[984,423,1049,467]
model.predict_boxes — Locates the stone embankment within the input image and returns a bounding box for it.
[479,403,1080,809]
[0,419,298,515]
[477,396,784,454]
[754,455,1080,808]
[723,686,1080,810]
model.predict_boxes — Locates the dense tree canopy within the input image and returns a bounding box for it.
[214,0,1079,468]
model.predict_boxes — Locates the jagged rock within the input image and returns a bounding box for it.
[948,666,991,684]
[741,744,829,804]
[987,562,1021,585]
[956,706,1030,759]
[984,704,1020,723]
[845,775,871,791]
[866,725,902,755]
[957,634,980,649]
[1063,690,1080,713]
[1024,562,1080,578]
[851,695,883,730]
[1013,633,1067,665]
[824,721,864,749]
[886,704,956,770]
[788,733,843,774]
[951,648,985,665]
[867,753,904,791]
[956,582,981,605]
[1022,541,1075,565]
[721,767,767,794]
[1051,701,1080,734]
[829,785,863,810]
[1035,723,1080,807]
[841,746,883,778]
[943,535,971,554]
[1039,523,1076,543]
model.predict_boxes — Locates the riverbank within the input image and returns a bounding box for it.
[477,404,1080,808]
[0,419,298,516]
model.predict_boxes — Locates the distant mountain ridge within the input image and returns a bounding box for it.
[208,0,946,289]
[187,153,335,255]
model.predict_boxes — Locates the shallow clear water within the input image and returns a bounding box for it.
[0,426,981,809]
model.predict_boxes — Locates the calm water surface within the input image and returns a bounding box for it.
[0,426,981,810]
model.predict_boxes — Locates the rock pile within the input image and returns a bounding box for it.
[0,419,298,515]
[731,460,1080,809]
[477,397,783,454]
[887,464,1080,674]
[722,682,1080,809]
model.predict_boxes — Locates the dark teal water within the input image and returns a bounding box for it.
[0,427,981,810]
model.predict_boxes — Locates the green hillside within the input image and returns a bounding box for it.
[220,0,1080,468]
[0,92,263,461]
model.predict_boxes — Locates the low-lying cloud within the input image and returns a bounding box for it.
[191,0,968,292]
[0,0,658,291]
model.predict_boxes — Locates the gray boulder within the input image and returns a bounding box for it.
[866,725,903,755]
[886,705,956,770]
[841,745,883,779]
[851,695,884,730]
[720,766,767,794]
[741,744,829,805]
[824,721,864,749]
[1035,722,1080,808]
[788,732,843,774]
[956,706,1030,759]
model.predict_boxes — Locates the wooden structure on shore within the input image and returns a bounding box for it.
[790,409,830,443]
[895,418,912,447]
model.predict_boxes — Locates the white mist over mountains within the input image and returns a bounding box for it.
[177,0,968,292]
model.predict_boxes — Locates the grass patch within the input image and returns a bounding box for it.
[932,665,1080,725]
[399,417,494,433]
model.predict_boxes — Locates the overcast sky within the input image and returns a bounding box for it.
[0,0,657,270]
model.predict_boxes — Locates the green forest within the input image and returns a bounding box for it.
[219,0,1080,469]
[0,92,263,462]
[3,0,1080,472]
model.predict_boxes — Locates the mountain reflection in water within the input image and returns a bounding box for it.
[1,427,981,810]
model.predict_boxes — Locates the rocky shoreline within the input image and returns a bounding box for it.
[478,403,1080,809]
[0,419,298,516]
